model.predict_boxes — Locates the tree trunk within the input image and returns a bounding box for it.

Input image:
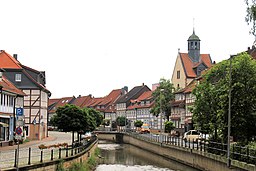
[72,131,74,145]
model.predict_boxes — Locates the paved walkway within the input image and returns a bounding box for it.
[0,131,74,151]
[0,131,78,170]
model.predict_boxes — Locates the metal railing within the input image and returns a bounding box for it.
[121,131,256,165]
[0,135,97,170]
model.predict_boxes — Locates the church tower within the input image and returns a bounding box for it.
[187,29,200,63]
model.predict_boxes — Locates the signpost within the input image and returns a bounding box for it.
[15,126,22,171]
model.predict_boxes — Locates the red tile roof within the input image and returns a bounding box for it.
[56,97,75,106]
[87,97,104,107]
[0,50,22,69]
[99,89,122,105]
[0,50,51,94]
[0,76,26,96]
[127,90,154,110]
[72,95,93,108]
[180,53,212,78]
[48,98,60,106]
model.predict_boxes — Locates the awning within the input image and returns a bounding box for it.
[0,122,9,127]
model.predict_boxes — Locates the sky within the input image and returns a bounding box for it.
[0,0,255,98]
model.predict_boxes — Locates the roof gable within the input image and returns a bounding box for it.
[180,53,212,78]
[0,50,22,69]
[116,85,151,103]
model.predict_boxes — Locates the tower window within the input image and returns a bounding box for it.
[177,70,180,79]
[195,42,197,48]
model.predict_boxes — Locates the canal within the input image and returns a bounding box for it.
[96,140,201,171]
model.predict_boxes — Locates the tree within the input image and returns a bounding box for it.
[84,108,103,127]
[192,53,256,144]
[53,104,87,144]
[134,120,143,128]
[116,116,128,127]
[150,78,175,120]
[164,121,175,133]
[245,0,256,37]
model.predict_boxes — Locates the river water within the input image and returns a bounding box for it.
[95,140,200,171]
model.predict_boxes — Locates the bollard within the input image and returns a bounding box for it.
[66,147,68,157]
[40,150,43,163]
[14,149,17,167]
[59,148,61,159]
[28,147,31,165]
[51,149,53,160]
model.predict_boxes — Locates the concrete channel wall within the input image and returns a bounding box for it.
[3,140,98,171]
[97,132,256,171]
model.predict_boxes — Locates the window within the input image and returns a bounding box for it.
[15,74,21,82]
[177,70,180,79]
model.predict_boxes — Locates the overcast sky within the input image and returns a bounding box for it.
[0,0,254,98]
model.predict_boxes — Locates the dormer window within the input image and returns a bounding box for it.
[15,74,21,82]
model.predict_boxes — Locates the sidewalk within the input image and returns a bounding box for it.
[0,135,57,151]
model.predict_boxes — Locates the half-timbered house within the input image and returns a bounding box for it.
[0,50,51,140]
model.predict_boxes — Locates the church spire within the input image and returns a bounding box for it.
[187,24,200,63]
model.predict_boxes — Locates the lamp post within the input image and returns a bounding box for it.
[160,89,164,142]
[227,55,235,167]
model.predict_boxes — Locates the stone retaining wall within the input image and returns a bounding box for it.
[97,132,256,171]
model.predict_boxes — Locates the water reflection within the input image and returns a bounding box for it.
[96,140,200,171]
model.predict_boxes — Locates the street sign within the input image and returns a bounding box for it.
[15,127,22,135]
[16,108,24,117]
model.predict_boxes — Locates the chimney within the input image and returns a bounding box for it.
[13,54,18,60]
[142,83,144,86]
[122,86,128,94]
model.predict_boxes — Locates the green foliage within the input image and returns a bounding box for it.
[116,116,128,127]
[192,53,256,144]
[56,160,65,171]
[54,104,85,132]
[102,119,110,126]
[164,121,175,133]
[134,120,143,128]
[150,78,175,120]
[245,0,256,37]
[84,108,103,127]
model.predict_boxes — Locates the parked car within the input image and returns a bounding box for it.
[139,124,150,134]
[183,130,202,142]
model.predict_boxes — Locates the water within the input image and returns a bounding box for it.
[96,140,200,171]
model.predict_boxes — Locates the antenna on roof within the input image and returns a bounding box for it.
[193,18,195,34]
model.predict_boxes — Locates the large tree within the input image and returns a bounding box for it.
[192,53,256,144]
[150,78,175,121]
[53,104,87,144]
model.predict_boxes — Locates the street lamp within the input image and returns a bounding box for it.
[227,54,235,167]
[160,89,164,142]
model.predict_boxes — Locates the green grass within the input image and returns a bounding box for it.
[63,147,101,171]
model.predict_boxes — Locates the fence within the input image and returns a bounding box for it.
[125,131,256,165]
[0,135,97,170]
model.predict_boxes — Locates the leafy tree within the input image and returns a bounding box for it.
[245,0,256,37]
[116,116,128,127]
[192,53,256,144]
[150,78,175,120]
[84,108,103,127]
[81,108,97,132]
[134,120,143,128]
[164,120,175,133]
[53,104,86,144]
